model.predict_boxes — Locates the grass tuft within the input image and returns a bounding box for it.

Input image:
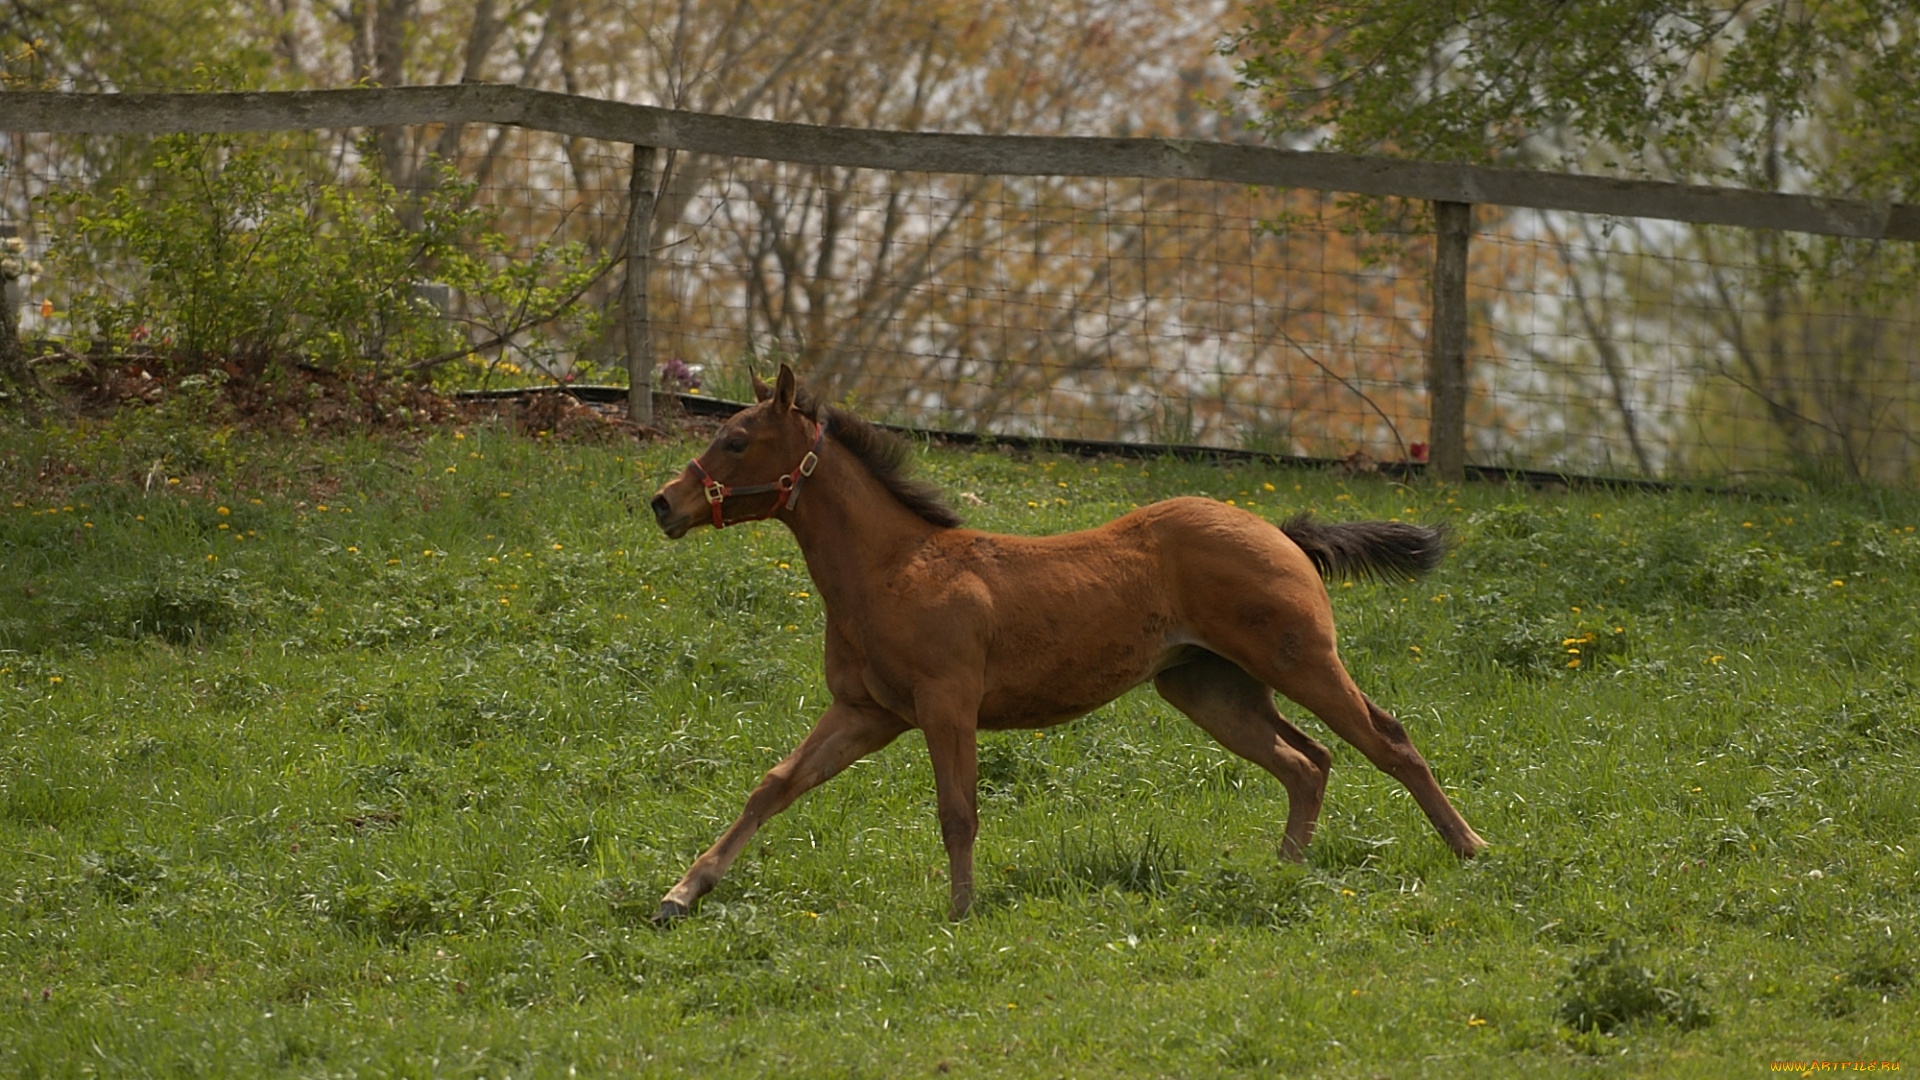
[1557,940,1714,1036]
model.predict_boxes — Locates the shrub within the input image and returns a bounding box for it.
[43,133,607,380]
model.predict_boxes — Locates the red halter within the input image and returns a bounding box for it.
[687,421,825,529]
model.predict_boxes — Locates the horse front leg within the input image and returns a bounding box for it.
[656,702,905,922]
[916,684,983,920]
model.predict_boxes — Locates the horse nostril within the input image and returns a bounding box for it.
[650,493,672,527]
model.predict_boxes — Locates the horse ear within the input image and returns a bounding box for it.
[774,363,797,411]
[750,371,773,402]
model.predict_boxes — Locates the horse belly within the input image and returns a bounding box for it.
[975,618,1174,730]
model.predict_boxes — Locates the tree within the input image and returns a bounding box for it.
[1228,1,1920,196]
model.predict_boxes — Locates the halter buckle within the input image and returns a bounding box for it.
[703,480,726,504]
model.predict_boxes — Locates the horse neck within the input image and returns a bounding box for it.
[782,440,936,606]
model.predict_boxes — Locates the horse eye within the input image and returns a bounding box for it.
[725,438,749,454]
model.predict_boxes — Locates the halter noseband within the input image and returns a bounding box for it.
[687,420,826,529]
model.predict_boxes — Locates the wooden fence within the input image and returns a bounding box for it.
[3,85,1916,480]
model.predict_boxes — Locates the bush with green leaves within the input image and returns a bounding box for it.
[44,133,607,378]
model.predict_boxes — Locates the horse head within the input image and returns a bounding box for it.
[650,363,824,538]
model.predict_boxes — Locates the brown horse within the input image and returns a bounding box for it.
[648,364,1485,921]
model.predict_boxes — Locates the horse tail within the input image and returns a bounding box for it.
[1279,513,1450,583]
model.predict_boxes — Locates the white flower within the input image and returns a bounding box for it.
[3,237,23,253]
[0,257,20,277]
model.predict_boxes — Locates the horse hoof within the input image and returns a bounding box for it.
[652,899,690,925]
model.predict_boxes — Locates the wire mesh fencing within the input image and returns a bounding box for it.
[5,121,1917,485]
[1473,211,1920,484]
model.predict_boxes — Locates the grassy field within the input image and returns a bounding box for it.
[1,408,1916,1078]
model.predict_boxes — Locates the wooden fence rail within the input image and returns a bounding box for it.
[4,85,1917,470]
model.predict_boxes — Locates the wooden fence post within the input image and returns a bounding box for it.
[624,144,659,427]
[0,222,38,421]
[1427,200,1473,483]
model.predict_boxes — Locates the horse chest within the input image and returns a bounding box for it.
[819,620,932,721]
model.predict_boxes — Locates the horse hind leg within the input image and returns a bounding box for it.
[1154,650,1331,860]
[1261,650,1487,858]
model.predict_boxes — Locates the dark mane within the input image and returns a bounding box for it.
[794,394,963,528]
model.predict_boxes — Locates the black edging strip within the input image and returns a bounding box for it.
[457,384,1691,495]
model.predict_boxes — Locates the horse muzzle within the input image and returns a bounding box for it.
[650,488,695,539]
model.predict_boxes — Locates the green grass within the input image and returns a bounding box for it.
[2,413,1917,1078]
